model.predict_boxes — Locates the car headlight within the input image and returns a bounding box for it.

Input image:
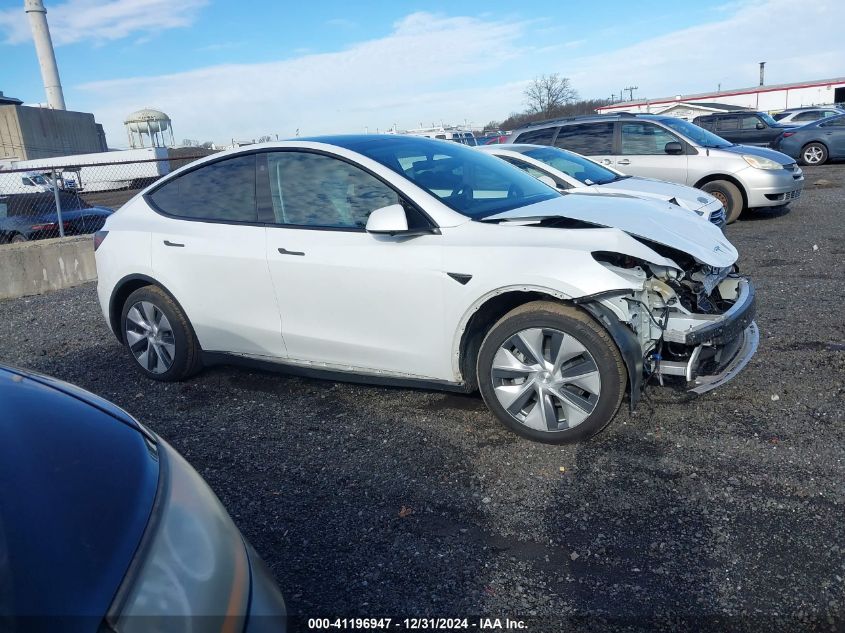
[105,439,250,632]
[742,154,782,170]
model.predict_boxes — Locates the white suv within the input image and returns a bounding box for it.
[95,135,758,443]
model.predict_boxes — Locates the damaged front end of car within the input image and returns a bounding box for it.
[580,244,758,408]
[484,195,759,409]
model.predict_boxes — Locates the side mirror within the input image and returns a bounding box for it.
[664,141,683,155]
[366,204,408,234]
[536,175,558,189]
[756,122,766,130]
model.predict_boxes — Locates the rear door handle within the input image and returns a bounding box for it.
[163,240,184,247]
[601,158,612,165]
[617,159,631,166]
[278,248,305,256]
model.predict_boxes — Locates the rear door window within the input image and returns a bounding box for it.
[716,116,738,131]
[553,122,613,155]
[149,154,257,222]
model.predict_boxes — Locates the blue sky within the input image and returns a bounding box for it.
[1,0,843,147]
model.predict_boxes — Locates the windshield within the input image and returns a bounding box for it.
[521,146,620,185]
[335,136,559,219]
[659,118,733,148]
[758,112,780,127]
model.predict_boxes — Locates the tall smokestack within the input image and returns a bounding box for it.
[24,0,66,110]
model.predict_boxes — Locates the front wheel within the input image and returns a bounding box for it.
[120,285,202,381]
[800,142,828,166]
[701,180,744,224]
[476,301,626,443]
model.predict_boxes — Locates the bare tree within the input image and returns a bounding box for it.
[257,135,273,143]
[524,74,578,117]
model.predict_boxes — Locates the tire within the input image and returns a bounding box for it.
[476,301,627,444]
[10,233,28,244]
[120,285,202,381]
[799,142,828,166]
[701,180,744,224]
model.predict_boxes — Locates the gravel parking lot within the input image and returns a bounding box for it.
[2,165,843,631]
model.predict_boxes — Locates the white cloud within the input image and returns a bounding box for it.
[0,0,208,46]
[76,12,529,145]
[564,0,845,100]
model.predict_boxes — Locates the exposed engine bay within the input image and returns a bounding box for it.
[588,239,758,401]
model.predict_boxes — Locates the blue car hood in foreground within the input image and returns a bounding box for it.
[0,366,158,632]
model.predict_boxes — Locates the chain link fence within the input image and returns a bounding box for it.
[0,150,215,245]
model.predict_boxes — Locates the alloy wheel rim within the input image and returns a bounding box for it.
[491,327,601,432]
[125,301,176,374]
[803,146,823,164]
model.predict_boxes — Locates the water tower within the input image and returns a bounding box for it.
[124,108,175,148]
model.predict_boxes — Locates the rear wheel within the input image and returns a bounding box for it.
[800,142,828,166]
[121,285,202,381]
[701,180,743,224]
[10,233,28,244]
[476,301,626,443]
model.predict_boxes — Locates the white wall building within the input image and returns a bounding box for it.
[596,76,845,116]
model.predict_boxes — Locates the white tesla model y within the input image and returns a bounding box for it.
[95,135,757,443]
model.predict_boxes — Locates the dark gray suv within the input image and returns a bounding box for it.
[507,114,803,223]
[692,111,794,147]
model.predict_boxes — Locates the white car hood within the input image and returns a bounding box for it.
[485,193,738,268]
[590,177,718,212]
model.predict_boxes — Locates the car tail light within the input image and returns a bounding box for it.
[782,132,795,138]
[30,222,57,231]
[93,230,109,250]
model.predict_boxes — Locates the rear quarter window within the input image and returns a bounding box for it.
[513,127,557,145]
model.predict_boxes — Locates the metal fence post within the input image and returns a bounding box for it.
[51,167,65,238]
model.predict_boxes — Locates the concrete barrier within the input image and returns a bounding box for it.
[0,235,97,300]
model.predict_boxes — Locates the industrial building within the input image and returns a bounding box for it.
[596,76,845,117]
[0,93,107,162]
[0,0,107,164]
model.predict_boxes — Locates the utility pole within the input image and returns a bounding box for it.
[623,85,639,101]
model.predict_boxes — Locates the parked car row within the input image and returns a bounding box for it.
[506,113,804,223]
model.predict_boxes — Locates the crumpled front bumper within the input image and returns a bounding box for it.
[655,277,759,393]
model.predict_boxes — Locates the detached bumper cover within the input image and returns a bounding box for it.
[689,322,759,394]
[657,277,759,394]
[685,279,756,346]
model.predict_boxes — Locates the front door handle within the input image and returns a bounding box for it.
[278,248,305,256]
[617,159,631,166]
[163,240,184,247]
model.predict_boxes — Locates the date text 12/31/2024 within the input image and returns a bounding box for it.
[307,618,528,630]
